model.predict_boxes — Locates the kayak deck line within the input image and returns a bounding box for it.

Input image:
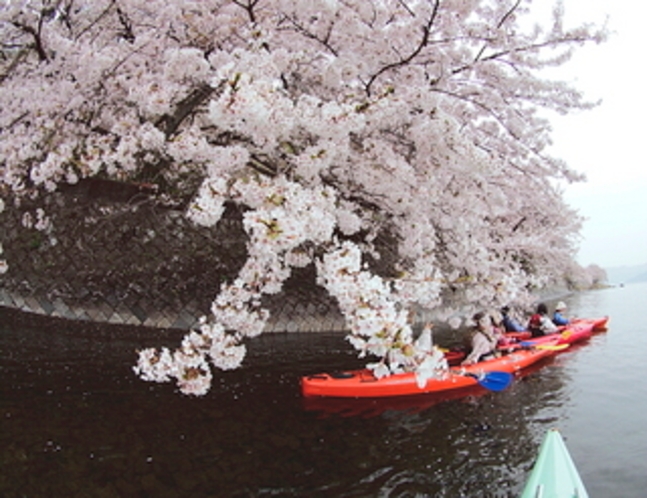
[520,428,589,498]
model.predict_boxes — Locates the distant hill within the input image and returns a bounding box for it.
[604,264,647,285]
[628,272,647,284]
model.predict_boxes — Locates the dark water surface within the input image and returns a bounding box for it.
[2,283,646,497]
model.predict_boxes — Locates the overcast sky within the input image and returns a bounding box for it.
[544,0,647,269]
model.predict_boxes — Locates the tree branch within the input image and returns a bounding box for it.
[232,0,261,24]
[12,21,48,61]
[116,6,136,43]
[365,0,440,96]
[75,1,116,41]
[511,216,527,233]
[277,14,338,57]
[430,87,522,141]
[472,0,522,63]
[454,33,591,78]
[156,81,224,138]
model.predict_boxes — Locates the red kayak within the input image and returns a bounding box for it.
[301,345,556,398]
[579,316,609,331]
[303,357,553,417]
[505,330,532,341]
[523,316,608,347]
[441,317,607,366]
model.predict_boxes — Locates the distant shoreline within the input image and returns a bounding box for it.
[603,263,647,286]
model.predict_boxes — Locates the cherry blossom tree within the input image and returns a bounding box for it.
[564,262,608,289]
[0,0,606,394]
[585,264,608,287]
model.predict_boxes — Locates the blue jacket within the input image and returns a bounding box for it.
[502,315,526,332]
[553,312,569,326]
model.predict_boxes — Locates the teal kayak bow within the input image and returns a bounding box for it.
[520,429,589,498]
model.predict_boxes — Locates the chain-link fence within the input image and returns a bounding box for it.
[0,179,347,332]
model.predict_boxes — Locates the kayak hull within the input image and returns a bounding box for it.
[586,316,609,331]
[525,318,601,347]
[520,429,589,498]
[448,316,607,365]
[301,315,609,399]
[301,347,554,398]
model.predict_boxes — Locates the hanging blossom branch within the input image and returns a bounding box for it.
[134,174,339,394]
[316,241,448,386]
[134,172,449,395]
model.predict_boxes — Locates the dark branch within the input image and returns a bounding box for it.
[277,15,338,57]
[497,0,522,29]
[116,7,135,43]
[472,0,522,63]
[232,0,261,24]
[12,21,48,61]
[75,1,116,40]
[156,80,225,138]
[511,216,527,233]
[365,0,440,96]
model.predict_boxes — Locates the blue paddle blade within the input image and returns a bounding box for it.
[483,371,513,391]
[466,371,513,391]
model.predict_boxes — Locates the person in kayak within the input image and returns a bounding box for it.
[552,301,571,326]
[501,305,526,332]
[461,311,504,365]
[528,303,558,337]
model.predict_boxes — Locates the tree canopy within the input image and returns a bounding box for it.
[0,0,606,394]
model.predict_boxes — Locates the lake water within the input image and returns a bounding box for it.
[1,282,646,497]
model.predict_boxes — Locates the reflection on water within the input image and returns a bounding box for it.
[2,283,647,497]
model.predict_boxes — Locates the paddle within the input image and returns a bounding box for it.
[518,342,569,351]
[455,370,513,392]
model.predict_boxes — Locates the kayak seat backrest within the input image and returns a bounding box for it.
[329,371,355,379]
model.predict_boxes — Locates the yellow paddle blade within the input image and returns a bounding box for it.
[535,343,569,351]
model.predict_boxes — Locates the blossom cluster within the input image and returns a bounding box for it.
[316,242,448,386]
[137,174,344,394]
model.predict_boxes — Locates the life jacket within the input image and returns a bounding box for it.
[528,313,542,330]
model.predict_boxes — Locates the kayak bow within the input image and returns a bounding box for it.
[520,428,589,498]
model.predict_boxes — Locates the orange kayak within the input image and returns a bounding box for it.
[301,346,555,398]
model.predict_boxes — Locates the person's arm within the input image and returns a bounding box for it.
[541,316,558,333]
[502,317,514,332]
[462,333,489,365]
[553,312,569,326]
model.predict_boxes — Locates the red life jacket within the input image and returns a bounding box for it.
[529,313,542,330]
